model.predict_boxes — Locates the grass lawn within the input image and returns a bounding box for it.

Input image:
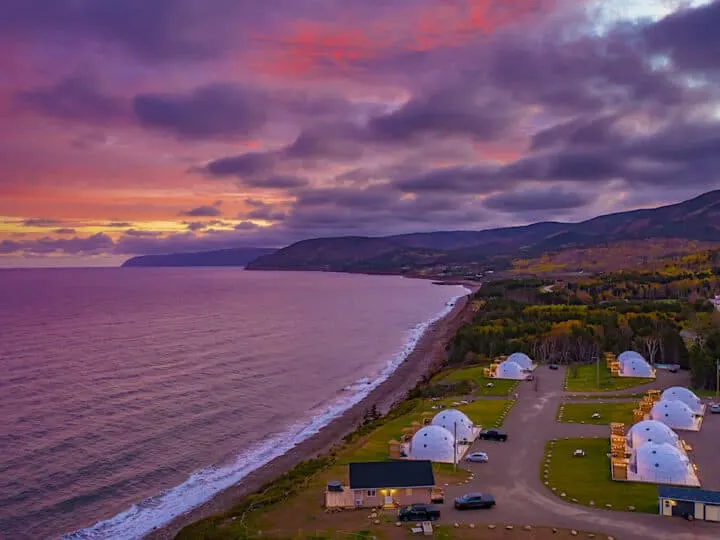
[438,365,519,396]
[565,363,652,392]
[692,388,720,398]
[542,438,658,513]
[568,392,647,400]
[176,384,517,538]
[434,398,513,428]
[557,401,637,425]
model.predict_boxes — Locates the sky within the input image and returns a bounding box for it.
[1,0,719,266]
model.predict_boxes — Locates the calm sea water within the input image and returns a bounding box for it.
[0,268,466,539]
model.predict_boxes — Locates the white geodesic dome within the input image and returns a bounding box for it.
[617,350,645,366]
[627,420,680,449]
[619,356,654,378]
[661,387,703,414]
[650,399,696,430]
[410,425,455,463]
[432,409,474,443]
[495,360,526,380]
[507,352,533,370]
[633,442,693,485]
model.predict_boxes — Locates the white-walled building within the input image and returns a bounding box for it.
[626,420,680,450]
[409,425,456,463]
[630,442,699,486]
[617,350,645,365]
[650,399,699,431]
[431,409,475,443]
[495,360,526,380]
[507,352,533,370]
[619,356,655,378]
[661,387,705,415]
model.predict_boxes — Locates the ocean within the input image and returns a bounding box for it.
[0,268,467,539]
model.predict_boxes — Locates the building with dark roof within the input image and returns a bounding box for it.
[325,460,436,509]
[658,485,720,521]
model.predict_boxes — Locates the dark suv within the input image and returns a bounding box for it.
[454,492,496,510]
[398,504,440,521]
[478,429,508,441]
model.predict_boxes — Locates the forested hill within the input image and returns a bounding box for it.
[122,247,275,267]
[246,189,720,274]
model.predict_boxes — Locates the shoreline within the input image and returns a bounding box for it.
[146,284,478,539]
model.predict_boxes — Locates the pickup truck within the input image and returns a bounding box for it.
[478,429,508,441]
[398,504,440,521]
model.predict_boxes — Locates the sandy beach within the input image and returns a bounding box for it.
[147,285,478,539]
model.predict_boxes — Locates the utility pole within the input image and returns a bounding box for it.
[595,354,599,389]
[716,359,719,398]
[453,422,457,472]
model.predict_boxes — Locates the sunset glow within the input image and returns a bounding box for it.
[1,0,719,265]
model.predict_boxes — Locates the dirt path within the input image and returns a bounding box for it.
[437,367,719,540]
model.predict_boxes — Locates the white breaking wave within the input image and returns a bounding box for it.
[64,285,470,540]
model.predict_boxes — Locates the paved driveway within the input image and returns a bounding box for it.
[433,366,719,540]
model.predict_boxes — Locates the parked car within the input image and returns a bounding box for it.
[710,403,720,414]
[454,493,496,510]
[549,364,559,370]
[526,374,534,381]
[398,504,440,521]
[466,451,489,463]
[478,429,508,441]
[573,449,586,457]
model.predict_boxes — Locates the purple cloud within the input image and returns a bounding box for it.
[644,1,720,71]
[23,218,66,227]
[483,187,594,213]
[133,84,267,139]
[179,205,222,217]
[15,76,126,122]
[0,233,113,254]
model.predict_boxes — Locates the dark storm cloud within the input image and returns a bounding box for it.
[16,76,126,122]
[0,233,113,254]
[483,25,687,115]
[284,184,488,232]
[202,152,277,178]
[483,187,594,213]
[132,82,361,140]
[368,89,514,142]
[242,175,309,189]
[393,165,504,194]
[133,84,268,139]
[53,228,76,234]
[23,218,65,227]
[234,221,260,230]
[529,114,620,151]
[184,220,227,231]
[179,205,222,217]
[246,208,287,222]
[123,229,161,237]
[186,222,207,231]
[644,1,720,71]
[0,0,237,61]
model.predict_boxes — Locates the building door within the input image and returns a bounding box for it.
[705,505,720,522]
[384,494,393,506]
[671,501,695,518]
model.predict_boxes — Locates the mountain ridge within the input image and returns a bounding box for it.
[122,247,275,267]
[246,189,720,273]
